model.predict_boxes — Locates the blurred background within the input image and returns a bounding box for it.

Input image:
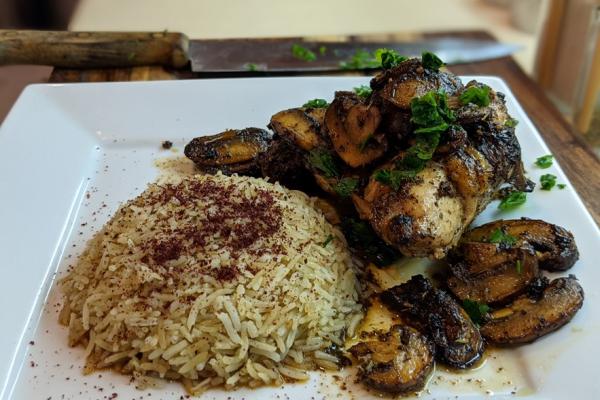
[1,0,599,156]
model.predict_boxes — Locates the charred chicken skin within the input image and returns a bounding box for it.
[185,56,530,259]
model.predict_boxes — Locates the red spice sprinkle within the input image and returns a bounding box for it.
[135,178,283,282]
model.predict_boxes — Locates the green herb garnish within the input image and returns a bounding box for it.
[373,168,419,190]
[375,90,456,190]
[558,183,567,189]
[333,177,359,197]
[245,63,258,71]
[353,85,373,99]
[340,48,407,70]
[410,90,455,127]
[505,118,519,128]
[302,98,329,108]
[540,173,557,190]
[498,191,526,210]
[489,228,517,247]
[319,45,327,55]
[421,51,444,71]
[308,149,338,178]
[462,299,490,326]
[340,49,380,70]
[535,154,553,169]
[377,48,408,69]
[516,259,523,274]
[291,44,317,62]
[459,85,491,107]
[321,234,334,247]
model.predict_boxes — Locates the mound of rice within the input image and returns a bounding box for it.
[59,172,363,393]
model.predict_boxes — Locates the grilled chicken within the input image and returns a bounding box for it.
[184,57,530,259]
[381,275,485,369]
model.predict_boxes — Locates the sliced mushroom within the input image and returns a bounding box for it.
[269,108,324,151]
[349,325,435,394]
[184,128,273,175]
[447,244,540,306]
[462,219,579,271]
[370,58,464,110]
[481,276,584,344]
[381,275,484,369]
[325,92,386,167]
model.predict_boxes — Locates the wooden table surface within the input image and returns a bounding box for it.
[49,31,600,226]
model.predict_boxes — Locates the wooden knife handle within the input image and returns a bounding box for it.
[0,30,189,68]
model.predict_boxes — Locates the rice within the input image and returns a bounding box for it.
[59,172,363,393]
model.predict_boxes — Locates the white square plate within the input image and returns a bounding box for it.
[1,77,599,400]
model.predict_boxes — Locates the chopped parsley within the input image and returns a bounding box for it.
[353,85,373,99]
[374,90,456,190]
[302,98,329,108]
[410,90,456,128]
[245,63,258,71]
[291,44,317,62]
[333,177,359,197]
[319,45,327,55]
[373,168,419,190]
[558,183,567,189]
[516,259,523,274]
[308,149,338,178]
[489,228,517,247]
[505,117,519,128]
[377,48,408,69]
[421,51,444,71]
[340,48,407,70]
[340,49,380,70]
[462,299,490,326]
[498,191,526,210]
[535,154,553,168]
[459,85,491,107]
[540,173,557,190]
[321,234,334,247]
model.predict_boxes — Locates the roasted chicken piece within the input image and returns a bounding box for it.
[481,276,584,344]
[461,219,579,271]
[357,80,527,258]
[184,56,530,259]
[349,325,435,394]
[381,275,484,369]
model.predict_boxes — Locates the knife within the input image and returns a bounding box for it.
[0,30,520,72]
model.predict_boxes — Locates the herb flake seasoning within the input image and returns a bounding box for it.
[540,173,557,190]
[463,299,489,326]
[291,44,317,62]
[489,228,517,247]
[498,191,526,210]
[535,154,553,168]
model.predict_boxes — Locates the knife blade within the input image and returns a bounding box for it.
[189,37,521,72]
[0,30,520,72]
